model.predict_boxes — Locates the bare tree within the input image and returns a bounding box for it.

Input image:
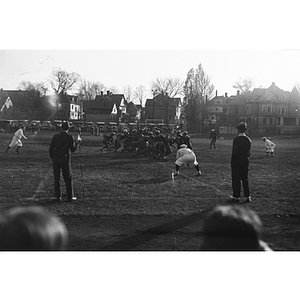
[151,77,184,98]
[233,77,255,94]
[133,85,146,106]
[107,86,119,94]
[183,64,215,128]
[78,79,106,100]
[18,80,48,96]
[48,68,80,95]
[122,85,133,102]
[93,82,106,95]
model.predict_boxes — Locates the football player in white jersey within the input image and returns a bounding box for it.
[174,144,201,177]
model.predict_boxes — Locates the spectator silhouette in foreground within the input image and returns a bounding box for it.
[200,205,272,251]
[0,206,68,251]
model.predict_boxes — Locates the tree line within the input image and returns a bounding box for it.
[17,65,254,125]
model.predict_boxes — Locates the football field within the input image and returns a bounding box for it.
[1,131,300,250]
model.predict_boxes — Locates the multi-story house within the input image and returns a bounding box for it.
[0,89,40,121]
[39,93,81,121]
[84,91,127,124]
[144,93,183,125]
[126,101,142,123]
[205,83,300,135]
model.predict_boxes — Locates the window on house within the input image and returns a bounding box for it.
[215,100,222,104]
[277,117,281,125]
[262,118,267,125]
[262,105,266,112]
[295,106,299,112]
[283,118,296,126]
[269,118,273,126]
[223,107,228,114]
[267,105,272,112]
[279,107,287,114]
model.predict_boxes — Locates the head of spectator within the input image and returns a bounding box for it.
[61,121,70,132]
[236,122,247,133]
[0,206,68,251]
[200,205,271,251]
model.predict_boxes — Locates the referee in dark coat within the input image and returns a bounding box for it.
[49,121,80,202]
[229,122,252,203]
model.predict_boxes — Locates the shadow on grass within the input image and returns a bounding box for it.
[100,209,209,250]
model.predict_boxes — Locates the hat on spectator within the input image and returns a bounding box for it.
[236,122,247,131]
[61,121,70,130]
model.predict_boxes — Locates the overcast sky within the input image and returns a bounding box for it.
[1,1,300,103]
[1,49,300,100]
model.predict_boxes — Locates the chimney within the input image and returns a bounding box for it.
[101,91,103,96]
[237,90,240,95]
[216,90,218,97]
[272,82,275,85]
[225,92,228,97]
[107,90,110,96]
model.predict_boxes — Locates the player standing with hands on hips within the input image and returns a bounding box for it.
[229,122,252,204]
[49,121,81,202]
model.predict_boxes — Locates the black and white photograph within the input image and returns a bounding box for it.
[1,1,299,299]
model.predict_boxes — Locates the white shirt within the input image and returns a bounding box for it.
[14,128,27,139]
[264,138,275,149]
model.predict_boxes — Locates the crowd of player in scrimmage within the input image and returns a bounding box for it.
[99,128,193,160]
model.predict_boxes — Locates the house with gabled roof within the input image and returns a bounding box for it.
[39,93,81,121]
[126,101,142,123]
[84,91,127,124]
[144,93,183,125]
[0,88,40,121]
[205,82,300,135]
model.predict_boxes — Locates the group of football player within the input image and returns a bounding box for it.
[100,127,194,161]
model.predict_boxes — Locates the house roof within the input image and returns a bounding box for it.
[92,94,126,109]
[252,82,291,103]
[85,93,126,115]
[0,89,35,107]
[145,94,182,107]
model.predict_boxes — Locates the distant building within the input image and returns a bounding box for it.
[84,91,127,124]
[126,101,142,123]
[0,89,40,121]
[144,93,182,125]
[39,93,81,121]
[205,82,300,135]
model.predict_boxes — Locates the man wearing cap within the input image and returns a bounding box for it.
[229,122,252,203]
[173,144,201,177]
[49,121,81,202]
[209,129,220,149]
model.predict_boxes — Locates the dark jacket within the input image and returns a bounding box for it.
[231,135,252,165]
[49,131,77,161]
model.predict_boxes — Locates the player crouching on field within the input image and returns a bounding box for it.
[174,144,201,177]
[262,137,276,157]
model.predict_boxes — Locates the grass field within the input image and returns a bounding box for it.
[1,130,300,250]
